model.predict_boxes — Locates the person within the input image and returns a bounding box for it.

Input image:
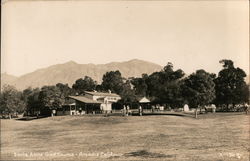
[152,105,155,113]
[245,103,249,114]
[139,105,142,116]
[126,105,130,116]
[123,105,126,116]
[79,107,82,115]
[157,105,160,112]
[36,111,40,119]
[52,109,56,117]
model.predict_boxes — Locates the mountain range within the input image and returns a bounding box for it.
[1,59,163,90]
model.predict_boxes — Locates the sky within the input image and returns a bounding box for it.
[1,0,249,77]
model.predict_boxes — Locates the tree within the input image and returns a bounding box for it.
[72,76,97,95]
[182,70,216,117]
[119,80,137,104]
[95,84,104,92]
[23,87,41,116]
[22,87,33,104]
[214,59,249,110]
[146,71,161,98]
[101,70,124,94]
[0,85,26,118]
[146,62,185,108]
[157,63,185,107]
[38,86,63,115]
[56,83,74,98]
[131,74,149,97]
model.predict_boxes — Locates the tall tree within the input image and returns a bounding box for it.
[214,59,249,109]
[95,84,104,92]
[101,70,124,94]
[182,70,216,113]
[22,87,33,104]
[0,85,26,118]
[146,62,185,108]
[131,74,149,97]
[119,80,137,104]
[23,87,41,115]
[56,83,74,97]
[38,86,63,112]
[72,76,97,95]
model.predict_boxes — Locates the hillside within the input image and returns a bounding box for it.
[1,73,18,87]
[1,59,162,90]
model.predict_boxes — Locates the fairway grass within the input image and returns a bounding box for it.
[1,113,249,160]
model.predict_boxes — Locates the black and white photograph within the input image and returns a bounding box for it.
[1,0,249,160]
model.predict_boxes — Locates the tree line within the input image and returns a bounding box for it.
[0,59,249,117]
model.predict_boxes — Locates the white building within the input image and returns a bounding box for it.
[84,91,121,112]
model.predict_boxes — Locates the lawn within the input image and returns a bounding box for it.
[1,113,249,161]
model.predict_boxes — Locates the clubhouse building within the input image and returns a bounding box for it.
[56,91,121,115]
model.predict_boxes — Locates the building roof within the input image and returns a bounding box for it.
[137,96,151,103]
[84,91,120,97]
[68,96,102,104]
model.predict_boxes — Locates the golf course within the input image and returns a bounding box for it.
[1,113,249,161]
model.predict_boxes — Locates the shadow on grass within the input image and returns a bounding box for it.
[124,150,173,158]
[16,116,49,121]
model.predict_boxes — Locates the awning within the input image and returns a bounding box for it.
[138,97,150,103]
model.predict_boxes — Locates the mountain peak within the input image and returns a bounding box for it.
[125,59,160,66]
[65,60,77,65]
[127,59,142,63]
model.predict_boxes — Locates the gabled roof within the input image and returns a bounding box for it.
[137,96,151,103]
[84,91,120,97]
[68,96,102,104]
